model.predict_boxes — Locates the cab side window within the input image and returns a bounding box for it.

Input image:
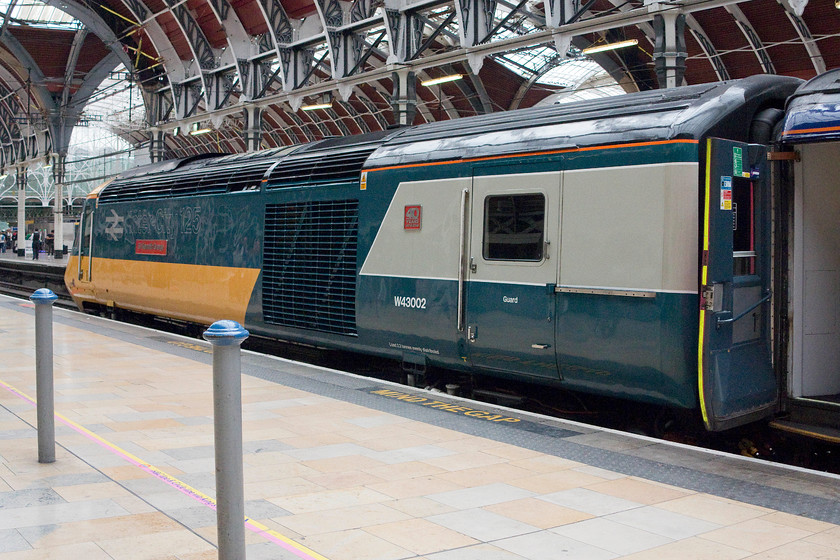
[483,194,545,261]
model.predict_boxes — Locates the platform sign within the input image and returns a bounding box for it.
[404,205,422,230]
[720,177,732,210]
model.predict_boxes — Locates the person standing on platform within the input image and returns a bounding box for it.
[46,230,54,256]
[31,230,40,260]
[0,230,5,254]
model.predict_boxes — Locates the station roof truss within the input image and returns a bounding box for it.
[0,0,836,165]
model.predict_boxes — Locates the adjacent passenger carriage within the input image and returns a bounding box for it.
[67,74,811,433]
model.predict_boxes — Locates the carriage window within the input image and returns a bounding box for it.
[483,194,545,261]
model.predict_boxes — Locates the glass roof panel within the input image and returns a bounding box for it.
[0,0,79,29]
[489,3,622,96]
[67,66,146,201]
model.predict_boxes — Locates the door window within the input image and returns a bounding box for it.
[483,194,545,261]
[732,177,756,276]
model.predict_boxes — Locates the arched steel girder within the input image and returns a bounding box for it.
[0,0,144,167]
[49,35,124,159]
[725,3,774,74]
[353,86,391,128]
[102,0,184,83]
[61,0,188,126]
[87,0,798,149]
[335,99,371,133]
[61,28,88,109]
[261,109,294,145]
[0,33,54,114]
[41,0,139,81]
[459,66,492,115]
[149,0,679,133]
[198,0,253,112]
[0,56,36,142]
[282,108,318,142]
[778,0,825,75]
[0,36,54,163]
[686,13,730,81]
[0,84,27,168]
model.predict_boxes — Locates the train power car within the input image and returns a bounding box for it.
[66,74,804,433]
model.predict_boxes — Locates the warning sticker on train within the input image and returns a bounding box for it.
[720,176,732,210]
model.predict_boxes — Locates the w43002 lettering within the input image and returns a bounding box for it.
[394,296,427,309]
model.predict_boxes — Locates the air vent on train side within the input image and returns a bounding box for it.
[98,154,280,203]
[265,145,376,189]
[262,200,359,335]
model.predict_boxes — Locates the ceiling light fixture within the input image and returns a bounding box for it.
[420,74,463,87]
[189,123,213,135]
[582,39,639,55]
[300,102,333,111]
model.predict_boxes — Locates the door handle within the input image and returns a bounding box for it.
[467,325,477,342]
[531,344,550,349]
[716,290,771,328]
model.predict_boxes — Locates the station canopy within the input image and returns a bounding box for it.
[0,0,835,165]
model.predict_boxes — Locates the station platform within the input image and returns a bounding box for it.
[0,249,68,268]
[1,294,839,560]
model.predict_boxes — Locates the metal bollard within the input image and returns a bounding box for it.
[30,288,57,463]
[203,320,249,560]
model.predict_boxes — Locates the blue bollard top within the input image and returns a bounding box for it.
[203,320,249,346]
[29,288,58,305]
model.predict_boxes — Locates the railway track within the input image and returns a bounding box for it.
[0,256,836,473]
[0,258,75,308]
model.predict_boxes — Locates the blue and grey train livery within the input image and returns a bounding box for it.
[67,73,825,433]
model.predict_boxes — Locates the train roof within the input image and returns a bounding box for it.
[366,75,802,169]
[780,68,840,144]
[97,130,395,203]
[97,75,802,203]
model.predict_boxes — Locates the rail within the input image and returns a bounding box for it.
[0,259,74,308]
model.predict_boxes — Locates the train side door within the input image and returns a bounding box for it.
[77,202,95,283]
[465,171,560,380]
[699,138,777,430]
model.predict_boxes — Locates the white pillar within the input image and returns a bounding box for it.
[16,169,25,256]
[53,181,63,257]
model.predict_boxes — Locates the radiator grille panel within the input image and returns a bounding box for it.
[263,200,358,335]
